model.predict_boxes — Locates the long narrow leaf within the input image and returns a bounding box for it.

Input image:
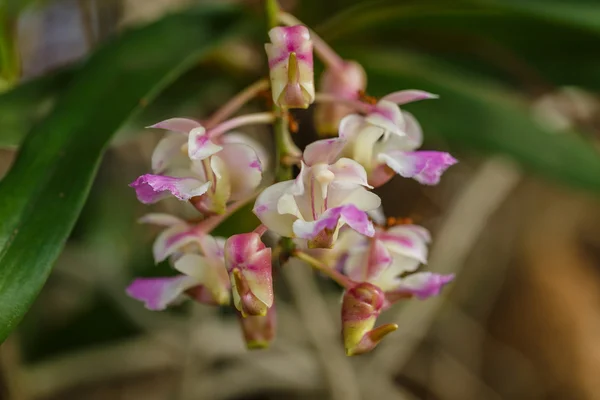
[0,5,244,342]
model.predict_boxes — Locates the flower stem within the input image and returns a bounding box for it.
[279,12,345,72]
[293,251,354,288]
[266,0,280,29]
[274,110,299,181]
[208,112,275,139]
[204,79,270,129]
[253,224,268,237]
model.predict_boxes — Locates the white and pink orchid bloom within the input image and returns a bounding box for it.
[130,118,264,214]
[253,138,381,248]
[338,90,457,187]
[315,61,366,135]
[126,234,230,310]
[265,25,314,109]
[224,233,273,317]
[330,224,454,305]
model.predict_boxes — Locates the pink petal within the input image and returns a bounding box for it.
[148,118,201,133]
[188,127,223,160]
[389,272,454,300]
[303,138,346,166]
[378,151,457,185]
[126,276,198,310]
[130,174,211,204]
[380,90,438,105]
[293,204,375,242]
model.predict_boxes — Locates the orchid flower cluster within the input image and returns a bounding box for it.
[126,9,457,355]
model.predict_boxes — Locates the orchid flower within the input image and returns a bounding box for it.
[338,90,457,187]
[332,224,454,306]
[265,25,314,108]
[253,138,381,248]
[127,232,230,310]
[130,118,264,214]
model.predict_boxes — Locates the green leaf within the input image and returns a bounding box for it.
[360,49,600,190]
[318,0,600,90]
[0,5,245,342]
[0,68,73,147]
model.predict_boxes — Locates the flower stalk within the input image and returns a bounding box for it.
[293,250,354,288]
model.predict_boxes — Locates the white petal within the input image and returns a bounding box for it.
[188,127,223,160]
[253,181,298,237]
[148,118,202,133]
[218,142,263,200]
[151,133,187,173]
[138,213,186,227]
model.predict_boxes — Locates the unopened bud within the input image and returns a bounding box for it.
[342,282,397,356]
[265,25,314,109]
[315,61,366,135]
[224,233,274,317]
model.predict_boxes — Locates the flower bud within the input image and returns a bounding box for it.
[265,25,314,109]
[224,233,274,317]
[342,282,397,356]
[315,61,366,136]
[237,305,276,349]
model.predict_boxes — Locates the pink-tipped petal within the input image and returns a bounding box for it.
[130,174,211,204]
[389,272,454,300]
[148,118,201,133]
[380,90,439,105]
[151,133,187,173]
[188,127,223,160]
[378,151,457,185]
[303,138,346,166]
[293,204,375,247]
[126,276,198,310]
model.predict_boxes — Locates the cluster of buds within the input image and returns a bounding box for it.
[126,5,456,355]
